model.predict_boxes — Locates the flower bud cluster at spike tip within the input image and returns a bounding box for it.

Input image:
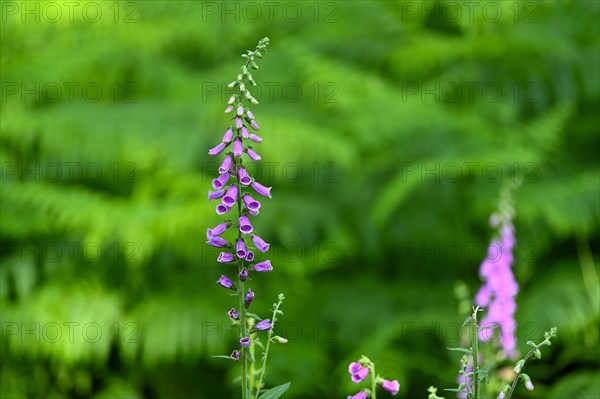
[205,37,275,361]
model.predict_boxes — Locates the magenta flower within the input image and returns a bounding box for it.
[241,125,249,138]
[207,222,229,238]
[381,379,400,395]
[253,260,272,272]
[239,267,248,282]
[240,336,251,348]
[239,215,253,234]
[222,128,233,143]
[208,189,225,201]
[246,148,261,161]
[207,236,228,248]
[243,194,261,212]
[219,155,232,174]
[227,95,236,105]
[228,308,239,320]
[249,133,262,143]
[217,252,234,263]
[236,239,247,258]
[348,362,369,383]
[212,172,229,190]
[215,204,230,215]
[347,392,367,399]
[233,138,243,157]
[245,251,255,262]
[217,275,235,290]
[236,105,244,116]
[252,234,270,252]
[246,110,254,119]
[238,167,252,185]
[223,185,238,206]
[250,120,260,130]
[255,319,272,331]
[235,117,243,129]
[208,142,226,156]
[244,289,254,306]
[225,105,233,114]
[251,181,272,198]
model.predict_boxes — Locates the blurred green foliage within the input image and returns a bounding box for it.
[1,1,599,398]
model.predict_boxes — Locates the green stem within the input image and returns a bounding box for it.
[505,340,546,399]
[471,310,480,399]
[254,295,284,399]
[371,362,377,399]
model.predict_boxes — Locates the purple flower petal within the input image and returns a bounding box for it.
[223,185,238,206]
[217,275,235,290]
[240,336,251,347]
[241,126,249,138]
[230,350,240,360]
[351,366,369,383]
[381,380,400,395]
[233,138,243,157]
[238,167,252,186]
[217,252,234,263]
[207,236,228,247]
[251,181,272,198]
[348,362,362,374]
[216,203,231,215]
[208,189,225,201]
[246,148,261,161]
[250,120,260,130]
[239,267,248,282]
[208,142,226,156]
[236,105,244,116]
[225,105,233,114]
[246,110,254,120]
[236,239,247,258]
[235,117,243,129]
[252,260,272,272]
[239,215,253,234]
[244,289,254,306]
[207,222,229,238]
[243,194,261,212]
[255,319,272,331]
[219,155,232,174]
[245,251,255,262]
[227,308,239,320]
[249,133,262,143]
[222,128,233,143]
[252,234,270,252]
[227,95,236,105]
[212,172,229,190]
[347,392,367,399]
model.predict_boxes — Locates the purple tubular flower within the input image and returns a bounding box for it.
[250,120,260,130]
[348,362,369,383]
[216,203,230,215]
[347,392,367,399]
[236,239,247,258]
[246,110,254,120]
[239,267,248,282]
[223,185,238,206]
[208,142,226,156]
[235,117,243,129]
[252,260,272,272]
[241,125,250,138]
[249,133,262,143]
[231,350,240,360]
[212,172,229,190]
[243,194,261,212]
[207,236,228,247]
[208,189,225,201]
[237,105,244,116]
[238,167,252,186]
[239,215,253,234]
[251,181,272,198]
[381,379,400,395]
[217,252,235,263]
[227,308,239,320]
[245,251,254,262]
[207,222,229,238]
[219,155,232,174]
[217,275,235,290]
[246,148,261,161]
[222,128,233,143]
[240,336,251,348]
[252,234,270,252]
[244,289,254,306]
[233,138,243,157]
[255,319,272,331]
[225,105,233,114]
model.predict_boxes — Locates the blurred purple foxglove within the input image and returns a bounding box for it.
[222,128,233,143]
[236,105,244,116]
[233,138,243,157]
[250,120,260,130]
[212,172,229,190]
[225,105,233,114]
[240,336,251,348]
[230,350,240,360]
[255,319,272,331]
[252,260,272,272]
[217,252,234,263]
[252,234,270,252]
[380,380,400,395]
[347,392,367,399]
[251,181,271,198]
[238,167,252,186]
[219,155,232,174]
[244,289,254,306]
[241,125,249,138]
[243,194,261,212]
[207,236,228,248]
[239,215,253,234]
[249,133,262,143]
[208,189,225,201]
[217,275,235,290]
[228,308,239,320]
[223,185,238,206]
[245,251,255,262]
[246,110,254,120]
[207,222,229,238]
[208,142,226,156]
[235,117,243,129]
[348,362,369,383]
[216,204,230,215]
[239,267,248,282]
[246,148,261,161]
[236,239,247,258]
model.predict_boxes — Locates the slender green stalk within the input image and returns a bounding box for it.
[371,363,377,399]
[235,156,248,399]
[471,309,480,399]
[254,294,284,399]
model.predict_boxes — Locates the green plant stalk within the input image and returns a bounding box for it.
[254,295,284,399]
[371,363,377,399]
[235,155,248,399]
[505,338,548,399]
[471,312,480,399]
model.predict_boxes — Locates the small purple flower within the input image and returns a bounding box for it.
[238,167,252,186]
[235,117,243,129]
[250,120,260,130]
[347,392,367,399]
[222,128,233,143]
[249,133,262,143]
[208,189,225,201]
[207,222,229,238]
[223,185,238,206]
[240,336,251,348]
[217,252,234,263]
[208,142,226,156]
[251,181,272,198]
[381,379,400,395]
[252,234,269,252]
[246,148,261,161]
[225,105,233,114]
[255,319,272,331]
[233,138,243,157]
[348,362,369,383]
[230,350,240,360]
[227,308,239,320]
[217,275,235,290]
[236,239,247,258]
[241,125,249,138]
[245,251,255,262]
[244,289,254,306]
[243,194,261,212]
[207,236,228,248]
[227,95,236,105]
[239,267,248,282]
[239,215,253,234]
[219,155,232,174]
[246,110,254,120]
[252,260,272,272]
[236,105,244,116]
[212,172,229,190]
[216,204,230,215]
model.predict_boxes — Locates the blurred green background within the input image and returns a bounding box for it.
[1,1,599,398]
